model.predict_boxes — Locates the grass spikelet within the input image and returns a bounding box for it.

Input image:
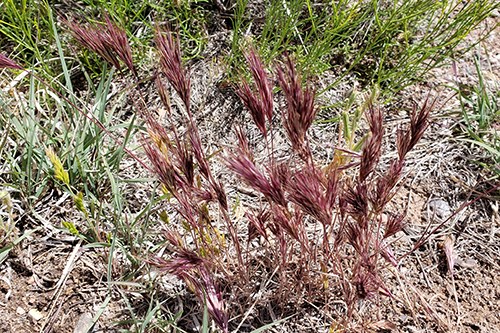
[45,147,70,186]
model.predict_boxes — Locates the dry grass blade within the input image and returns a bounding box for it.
[442,235,461,321]
[41,240,83,332]
[443,235,455,275]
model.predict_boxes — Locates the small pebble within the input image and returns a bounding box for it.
[74,312,94,333]
[28,308,44,321]
[427,198,452,220]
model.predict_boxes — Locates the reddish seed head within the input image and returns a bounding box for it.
[383,213,405,239]
[344,183,369,223]
[0,54,22,70]
[151,253,228,332]
[197,267,229,333]
[287,166,332,225]
[189,127,210,178]
[354,267,380,300]
[226,153,286,206]
[64,15,135,74]
[155,73,172,113]
[234,126,254,161]
[272,205,302,242]
[277,56,317,159]
[397,97,433,159]
[236,49,273,137]
[155,28,191,109]
[247,208,270,241]
[154,249,205,274]
[245,49,273,122]
[142,137,180,193]
[103,14,136,75]
[359,105,384,182]
[372,159,403,212]
[236,79,268,137]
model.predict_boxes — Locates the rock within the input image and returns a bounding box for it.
[427,198,452,220]
[28,308,44,321]
[74,312,94,333]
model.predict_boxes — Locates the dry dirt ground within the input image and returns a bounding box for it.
[0,13,499,333]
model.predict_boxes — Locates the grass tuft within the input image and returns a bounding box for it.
[456,54,499,176]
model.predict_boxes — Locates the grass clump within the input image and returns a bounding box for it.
[0,59,132,209]
[229,0,497,96]
[142,35,433,330]
[0,0,54,71]
[0,14,143,250]
[1,0,210,81]
[54,16,436,329]
[455,55,499,176]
